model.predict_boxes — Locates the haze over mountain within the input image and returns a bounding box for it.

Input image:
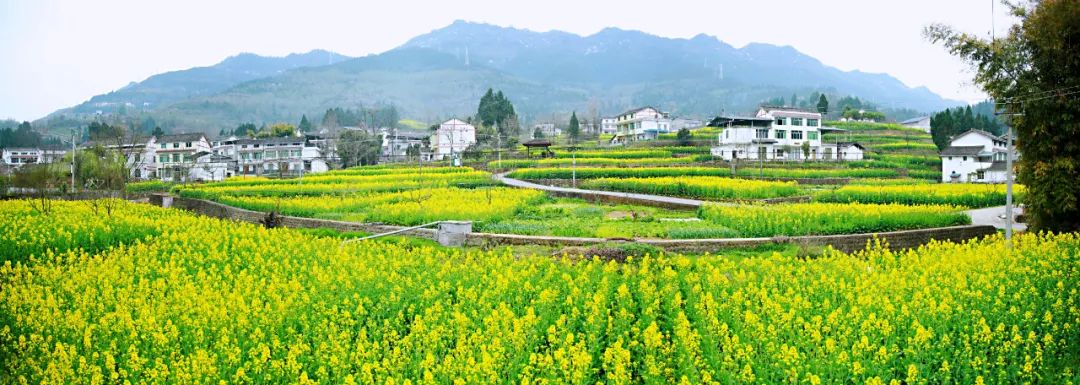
[37,21,961,133]
[56,49,351,116]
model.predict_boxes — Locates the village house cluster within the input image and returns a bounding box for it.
[3,107,1019,184]
[710,106,864,161]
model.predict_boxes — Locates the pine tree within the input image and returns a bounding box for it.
[817,94,829,115]
[298,115,312,132]
[567,111,581,144]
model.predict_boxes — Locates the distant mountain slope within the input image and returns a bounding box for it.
[38,21,962,133]
[59,49,350,115]
[400,21,960,112]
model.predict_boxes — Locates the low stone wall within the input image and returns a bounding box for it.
[641,225,997,254]
[150,194,997,254]
[520,179,810,207]
[153,194,437,239]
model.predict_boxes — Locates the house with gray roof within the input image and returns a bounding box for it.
[940,129,1018,183]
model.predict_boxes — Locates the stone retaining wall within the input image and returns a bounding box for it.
[519,179,810,207]
[151,194,997,254]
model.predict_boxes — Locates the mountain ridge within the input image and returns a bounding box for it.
[37,21,961,133]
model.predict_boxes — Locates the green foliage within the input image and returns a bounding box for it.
[87,121,124,141]
[566,111,580,143]
[699,202,970,237]
[675,128,692,146]
[508,167,899,180]
[815,183,1024,208]
[335,129,382,167]
[927,0,1080,232]
[477,88,517,131]
[298,114,312,132]
[0,121,48,148]
[125,180,174,193]
[817,94,829,115]
[580,176,803,200]
[930,103,1003,150]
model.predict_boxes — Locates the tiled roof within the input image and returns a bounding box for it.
[940,145,985,156]
[157,133,206,143]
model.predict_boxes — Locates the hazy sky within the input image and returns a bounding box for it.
[0,0,1016,120]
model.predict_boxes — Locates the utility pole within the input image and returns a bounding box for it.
[996,104,1022,244]
[495,121,502,171]
[1005,124,1014,241]
[70,129,76,192]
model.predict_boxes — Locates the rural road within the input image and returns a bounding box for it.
[493,173,708,208]
[496,174,1024,231]
[965,205,1027,231]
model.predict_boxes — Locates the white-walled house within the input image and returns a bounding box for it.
[155,133,211,182]
[601,117,617,135]
[900,116,932,133]
[940,129,1016,183]
[2,148,44,165]
[612,107,671,143]
[231,137,328,177]
[670,118,704,132]
[380,128,429,163]
[81,136,158,179]
[430,119,476,162]
[710,107,836,161]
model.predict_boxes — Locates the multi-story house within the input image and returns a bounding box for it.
[940,129,1017,183]
[81,135,158,179]
[430,119,476,163]
[600,117,617,135]
[710,106,847,161]
[2,148,44,165]
[613,106,671,143]
[380,128,429,163]
[155,133,210,181]
[232,137,328,177]
[670,118,705,132]
[2,146,69,166]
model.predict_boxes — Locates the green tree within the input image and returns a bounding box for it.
[337,129,380,167]
[567,111,581,144]
[817,94,829,115]
[234,123,257,137]
[801,141,811,160]
[298,115,312,132]
[676,128,692,146]
[151,126,165,137]
[533,127,545,139]
[927,0,1080,232]
[477,88,517,137]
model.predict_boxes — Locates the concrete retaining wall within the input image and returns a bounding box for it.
[151,194,997,254]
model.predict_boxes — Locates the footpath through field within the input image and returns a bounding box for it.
[965,205,1027,231]
[493,172,718,208]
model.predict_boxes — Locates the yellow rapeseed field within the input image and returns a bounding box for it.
[1,199,1077,384]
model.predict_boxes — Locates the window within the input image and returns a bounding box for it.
[808,131,819,140]
[185,142,192,148]
[792,131,804,140]
[977,170,985,180]
[171,154,179,162]
[963,156,968,161]
[791,118,803,126]
[775,117,786,125]
[172,143,179,148]
[725,130,730,139]
[756,129,769,139]
[758,146,767,159]
[159,143,166,149]
[159,155,168,163]
[807,119,819,127]
[775,130,787,139]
